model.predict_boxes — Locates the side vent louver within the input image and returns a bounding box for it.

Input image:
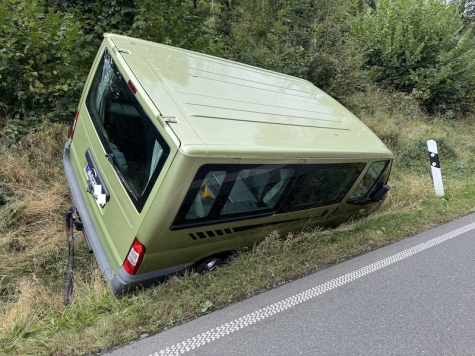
[189,228,234,240]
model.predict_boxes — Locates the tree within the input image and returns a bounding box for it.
[454,1,475,26]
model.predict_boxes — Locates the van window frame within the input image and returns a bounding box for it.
[347,160,392,205]
[171,162,367,231]
[278,162,366,213]
[85,48,171,212]
[171,163,301,230]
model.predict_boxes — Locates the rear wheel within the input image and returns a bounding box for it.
[194,256,224,275]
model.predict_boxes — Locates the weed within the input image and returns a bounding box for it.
[0,188,11,206]
[200,300,213,313]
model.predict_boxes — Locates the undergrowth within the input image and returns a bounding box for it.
[2,89,475,355]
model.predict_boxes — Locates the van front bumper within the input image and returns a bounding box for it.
[63,139,191,293]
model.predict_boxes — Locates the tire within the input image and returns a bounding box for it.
[194,256,224,275]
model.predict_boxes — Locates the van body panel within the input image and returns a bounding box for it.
[70,102,138,270]
[108,38,192,122]
[140,202,364,274]
[175,114,389,158]
[137,155,306,235]
[67,39,179,275]
[68,134,120,265]
[64,34,393,293]
[135,153,378,275]
[64,139,116,279]
[103,34,391,159]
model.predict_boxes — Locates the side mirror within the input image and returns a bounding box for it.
[371,184,390,202]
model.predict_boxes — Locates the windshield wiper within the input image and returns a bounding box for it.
[104,152,138,200]
[105,153,114,165]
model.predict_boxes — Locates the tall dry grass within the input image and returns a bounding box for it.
[0,124,69,269]
[0,123,73,352]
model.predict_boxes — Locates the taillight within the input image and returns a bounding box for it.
[70,110,79,140]
[123,237,146,275]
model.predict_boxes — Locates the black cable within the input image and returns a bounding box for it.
[64,207,75,306]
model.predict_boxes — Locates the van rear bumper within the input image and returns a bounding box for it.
[63,139,192,293]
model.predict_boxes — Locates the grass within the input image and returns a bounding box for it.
[2,88,475,355]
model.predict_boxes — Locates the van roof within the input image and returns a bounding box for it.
[106,34,392,160]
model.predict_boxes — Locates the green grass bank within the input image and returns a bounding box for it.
[2,88,475,355]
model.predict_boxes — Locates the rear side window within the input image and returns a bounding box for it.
[280,163,365,213]
[172,162,366,230]
[173,164,298,228]
[85,49,170,212]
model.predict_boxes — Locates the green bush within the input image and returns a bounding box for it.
[49,0,138,43]
[132,0,217,54]
[350,0,475,113]
[216,0,363,101]
[0,0,95,125]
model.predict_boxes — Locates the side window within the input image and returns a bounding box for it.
[172,162,369,230]
[282,163,365,212]
[348,160,391,203]
[221,167,294,216]
[172,164,297,228]
[186,171,226,219]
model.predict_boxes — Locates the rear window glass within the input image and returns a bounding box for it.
[86,49,170,212]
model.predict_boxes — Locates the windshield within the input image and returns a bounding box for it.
[86,49,170,211]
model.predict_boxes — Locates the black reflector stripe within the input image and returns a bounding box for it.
[233,218,303,232]
[189,230,228,240]
[429,152,440,168]
[189,215,335,240]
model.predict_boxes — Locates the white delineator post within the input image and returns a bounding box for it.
[427,140,444,197]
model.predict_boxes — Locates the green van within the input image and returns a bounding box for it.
[63,33,392,293]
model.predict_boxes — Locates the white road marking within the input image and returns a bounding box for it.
[152,221,475,356]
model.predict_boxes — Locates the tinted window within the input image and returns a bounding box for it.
[86,49,170,212]
[172,162,366,230]
[173,164,298,228]
[281,163,365,213]
[185,170,226,220]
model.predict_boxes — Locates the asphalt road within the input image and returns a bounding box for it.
[106,213,475,356]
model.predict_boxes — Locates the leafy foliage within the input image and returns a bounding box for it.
[0,0,94,125]
[1,0,475,133]
[132,0,217,53]
[50,0,138,42]
[215,0,363,101]
[350,0,475,113]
